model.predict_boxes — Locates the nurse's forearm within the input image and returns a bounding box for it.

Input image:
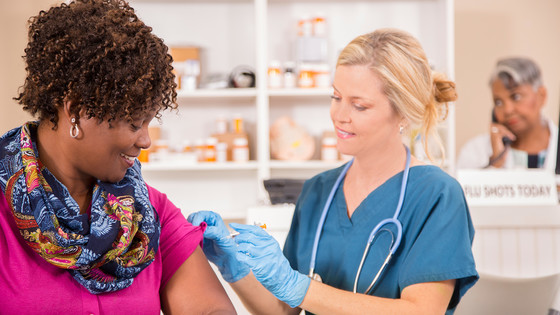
[230,272,301,315]
[299,279,455,315]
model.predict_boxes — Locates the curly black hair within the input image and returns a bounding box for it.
[15,0,177,127]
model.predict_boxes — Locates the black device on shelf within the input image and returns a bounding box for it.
[263,178,306,205]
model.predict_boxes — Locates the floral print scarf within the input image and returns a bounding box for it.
[0,122,160,294]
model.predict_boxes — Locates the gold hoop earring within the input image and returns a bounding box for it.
[70,117,80,138]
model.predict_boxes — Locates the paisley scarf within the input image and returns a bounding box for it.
[0,122,160,294]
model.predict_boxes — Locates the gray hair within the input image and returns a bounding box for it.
[489,57,543,90]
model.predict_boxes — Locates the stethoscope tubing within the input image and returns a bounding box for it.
[369,147,410,254]
[308,159,353,278]
[309,146,411,294]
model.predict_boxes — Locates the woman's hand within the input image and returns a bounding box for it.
[187,211,250,282]
[489,123,516,167]
[231,223,311,308]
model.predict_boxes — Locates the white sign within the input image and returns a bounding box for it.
[456,169,558,206]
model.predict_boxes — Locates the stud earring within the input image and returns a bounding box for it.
[399,125,404,134]
[70,117,80,138]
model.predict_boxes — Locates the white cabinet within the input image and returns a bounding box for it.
[130,0,456,220]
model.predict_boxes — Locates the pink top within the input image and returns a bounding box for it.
[0,185,205,314]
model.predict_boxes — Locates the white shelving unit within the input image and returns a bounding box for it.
[131,0,456,220]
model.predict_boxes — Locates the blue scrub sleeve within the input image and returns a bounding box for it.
[398,179,478,309]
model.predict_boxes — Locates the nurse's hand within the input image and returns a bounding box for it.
[187,211,250,282]
[231,223,311,308]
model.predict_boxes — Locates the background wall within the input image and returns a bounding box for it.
[455,0,560,155]
[0,1,59,133]
[1,0,559,157]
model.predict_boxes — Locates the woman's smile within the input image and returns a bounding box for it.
[335,127,355,139]
[120,153,137,168]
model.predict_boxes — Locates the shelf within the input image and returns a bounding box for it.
[175,88,331,99]
[268,88,333,97]
[268,0,426,2]
[269,159,346,170]
[133,0,455,232]
[132,0,252,4]
[141,161,259,171]
[177,88,257,100]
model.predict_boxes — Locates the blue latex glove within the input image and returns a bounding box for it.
[187,211,250,282]
[231,223,311,308]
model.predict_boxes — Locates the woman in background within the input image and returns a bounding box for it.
[190,28,478,314]
[457,57,557,169]
[0,0,235,313]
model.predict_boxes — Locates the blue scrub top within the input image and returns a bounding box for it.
[283,164,478,313]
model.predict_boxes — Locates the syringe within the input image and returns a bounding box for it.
[227,222,267,238]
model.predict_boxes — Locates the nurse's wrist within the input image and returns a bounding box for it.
[219,260,251,283]
[281,271,311,308]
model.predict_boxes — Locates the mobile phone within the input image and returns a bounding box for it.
[491,109,513,145]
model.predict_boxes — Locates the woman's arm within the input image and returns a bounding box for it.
[186,211,298,314]
[161,246,236,315]
[301,279,456,315]
[230,272,301,315]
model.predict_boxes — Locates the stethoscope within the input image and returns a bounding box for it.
[308,145,411,294]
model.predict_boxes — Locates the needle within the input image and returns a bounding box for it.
[227,222,267,238]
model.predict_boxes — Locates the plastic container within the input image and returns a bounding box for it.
[321,136,338,161]
[216,142,228,163]
[298,63,314,88]
[205,137,218,162]
[233,114,244,133]
[232,137,249,162]
[312,14,327,37]
[138,149,150,163]
[181,59,200,90]
[179,140,197,164]
[181,139,192,153]
[314,63,331,88]
[215,116,228,134]
[268,60,283,89]
[154,139,170,154]
[150,139,170,162]
[283,61,297,89]
[297,16,312,37]
[194,138,205,162]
